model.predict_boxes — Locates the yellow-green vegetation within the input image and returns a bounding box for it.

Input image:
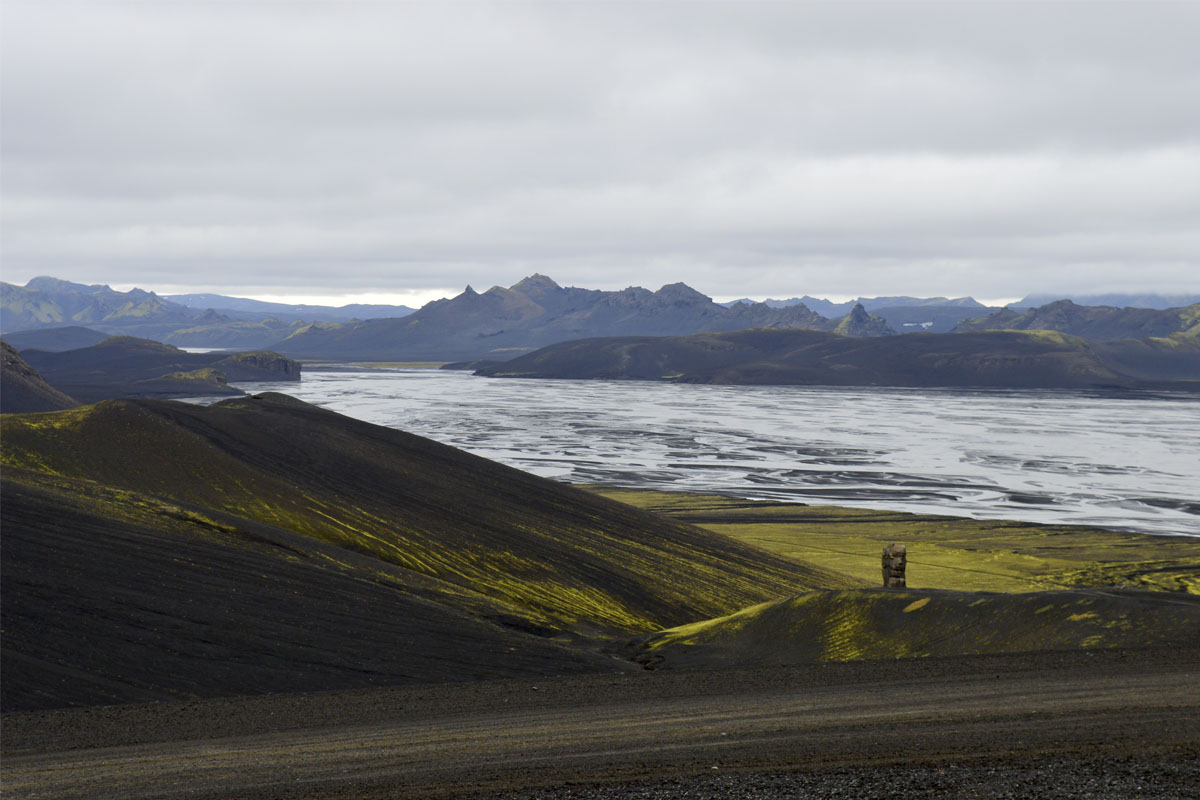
[633,587,1200,668]
[1011,329,1090,347]
[153,368,226,383]
[0,398,851,639]
[592,489,1200,594]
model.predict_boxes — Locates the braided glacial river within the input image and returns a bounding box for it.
[226,368,1200,537]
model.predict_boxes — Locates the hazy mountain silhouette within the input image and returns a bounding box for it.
[1010,292,1200,310]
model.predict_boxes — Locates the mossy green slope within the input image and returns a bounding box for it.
[630,588,1200,669]
[2,395,850,635]
[597,489,1200,594]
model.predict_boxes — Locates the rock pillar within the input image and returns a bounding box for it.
[882,543,906,588]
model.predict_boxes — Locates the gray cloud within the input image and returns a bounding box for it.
[3,1,1198,301]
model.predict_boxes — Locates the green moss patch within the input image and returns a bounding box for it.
[592,488,1199,594]
[630,587,1200,669]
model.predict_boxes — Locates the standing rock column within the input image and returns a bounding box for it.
[882,543,907,588]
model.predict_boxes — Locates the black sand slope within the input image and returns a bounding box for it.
[1,478,623,711]
[1,394,848,710]
[629,587,1200,670]
[477,327,1200,389]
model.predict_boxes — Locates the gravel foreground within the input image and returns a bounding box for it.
[3,648,1198,800]
[472,753,1200,800]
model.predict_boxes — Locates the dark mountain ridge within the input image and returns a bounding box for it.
[954,299,1200,340]
[271,275,893,361]
[475,327,1200,390]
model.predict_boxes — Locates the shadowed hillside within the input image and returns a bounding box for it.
[0,341,79,413]
[1,394,850,709]
[477,327,1200,389]
[629,588,1200,670]
[1,326,110,352]
[19,336,300,402]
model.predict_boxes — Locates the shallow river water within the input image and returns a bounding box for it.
[222,368,1200,538]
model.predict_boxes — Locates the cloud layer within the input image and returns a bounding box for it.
[3,2,1198,300]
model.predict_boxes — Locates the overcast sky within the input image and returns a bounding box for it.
[2,1,1198,305]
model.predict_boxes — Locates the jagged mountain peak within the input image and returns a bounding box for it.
[834,304,895,337]
[655,282,711,303]
[511,274,562,293]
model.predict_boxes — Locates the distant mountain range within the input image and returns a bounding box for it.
[6,275,1198,361]
[953,300,1200,340]
[721,295,994,333]
[270,275,893,361]
[1010,292,1200,310]
[723,294,987,315]
[475,327,1200,390]
[0,277,412,343]
[162,293,415,321]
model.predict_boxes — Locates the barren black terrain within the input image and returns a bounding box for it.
[3,648,1196,799]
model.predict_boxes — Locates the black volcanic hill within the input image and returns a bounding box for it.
[0,341,79,413]
[1,394,849,709]
[954,299,1200,340]
[475,327,1200,389]
[270,275,893,362]
[20,336,300,402]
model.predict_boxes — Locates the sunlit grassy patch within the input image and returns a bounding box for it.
[634,587,1200,667]
[591,488,1199,594]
